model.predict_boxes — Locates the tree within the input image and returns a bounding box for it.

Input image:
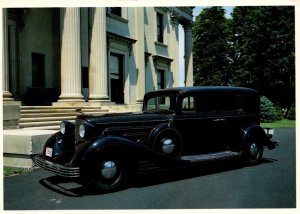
[229,6,295,108]
[192,7,231,86]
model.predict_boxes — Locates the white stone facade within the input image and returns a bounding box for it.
[2,7,194,107]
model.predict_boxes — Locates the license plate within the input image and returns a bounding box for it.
[45,147,53,157]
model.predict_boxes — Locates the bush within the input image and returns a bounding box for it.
[275,105,284,120]
[287,103,295,120]
[260,96,278,122]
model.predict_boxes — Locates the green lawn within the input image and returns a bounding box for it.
[3,167,32,177]
[261,119,295,128]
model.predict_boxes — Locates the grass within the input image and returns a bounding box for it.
[3,167,32,177]
[261,119,295,128]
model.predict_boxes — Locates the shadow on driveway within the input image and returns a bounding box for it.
[39,157,277,197]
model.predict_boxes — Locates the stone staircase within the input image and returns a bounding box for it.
[19,104,143,130]
[19,106,109,130]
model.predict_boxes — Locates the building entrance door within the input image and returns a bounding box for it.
[110,53,124,104]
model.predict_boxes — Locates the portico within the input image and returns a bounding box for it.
[2,7,194,128]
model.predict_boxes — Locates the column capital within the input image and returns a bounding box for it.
[181,19,194,32]
[169,9,180,25]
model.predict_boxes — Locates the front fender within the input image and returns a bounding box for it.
[74,136,186,174]
[43,131,75,162]
[147,123,171,146]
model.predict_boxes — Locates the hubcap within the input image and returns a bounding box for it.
[101,161,117,179]
[162,138,175,154]
[249,143,258,156]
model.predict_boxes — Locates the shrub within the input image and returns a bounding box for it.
[260,96,277,122]
[275,105,284,120]
[287,103,295,120]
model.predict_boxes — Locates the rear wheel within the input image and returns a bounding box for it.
[242,134,264,165]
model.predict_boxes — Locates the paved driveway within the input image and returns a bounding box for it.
[4,128,295,209]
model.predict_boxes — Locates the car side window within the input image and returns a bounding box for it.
[182,96,195,111]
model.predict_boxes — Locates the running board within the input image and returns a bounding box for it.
[181,151,241,163]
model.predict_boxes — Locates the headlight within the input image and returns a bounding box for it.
[78,122,95,138]
[60,122,66,134]
[60,121,74,135]
[79,124,86,138]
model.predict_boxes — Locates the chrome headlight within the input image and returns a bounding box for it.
[60,121,74,135]
[60,122,66,134]
[79,124,86,138]
[78,122,95,139]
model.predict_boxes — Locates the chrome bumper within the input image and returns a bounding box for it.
[34,154,80,178]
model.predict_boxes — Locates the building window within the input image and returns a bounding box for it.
[109,7,122,17]
[157,12,164,43]
[32,53,45,87]
[157,69,165,90]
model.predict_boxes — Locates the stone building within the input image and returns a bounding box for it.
[2,7,194,129]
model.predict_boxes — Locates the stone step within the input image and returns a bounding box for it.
[21,110,107,116]
[20,116,76,123]
[20,108,107,114]
[18,104,140,130]
[21,106,103,109]
[21,112,80,118]
[19,120,75,128]
[21,125,60,130]
[19,105,112,129]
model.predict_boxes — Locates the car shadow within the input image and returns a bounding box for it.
[38,157,278,197]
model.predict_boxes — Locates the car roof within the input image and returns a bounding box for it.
[144,86,259,97]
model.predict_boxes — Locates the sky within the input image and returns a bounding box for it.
[178,6,234,86]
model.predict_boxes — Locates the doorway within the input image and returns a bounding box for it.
[109,53,124,104]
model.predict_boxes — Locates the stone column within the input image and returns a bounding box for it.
[88,7,109,103]
[183,21,193,87]
[170,9,180,87]
[2,8,13,101]
[135,7,145,103]
[58,8,84,103]
[2,8,20,129]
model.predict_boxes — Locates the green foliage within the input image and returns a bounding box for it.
[192,6,295,108]
[261,119,295,128]
[192,7,231,86]
[260,96,278,122]
[275,105,284,121]
[287,103,295,120]
[229,6,295,108]
[4,167,32,176]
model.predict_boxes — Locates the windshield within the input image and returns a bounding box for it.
[144,95,176,113]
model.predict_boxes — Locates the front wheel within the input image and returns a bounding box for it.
[85,152,128,192]
[242,135,264,165]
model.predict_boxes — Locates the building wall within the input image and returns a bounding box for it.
[18,9,60,98]
[4,7,193,106]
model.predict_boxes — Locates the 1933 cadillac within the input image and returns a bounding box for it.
[35,86,278,192]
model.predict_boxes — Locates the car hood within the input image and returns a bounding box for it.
[76,111,172,126]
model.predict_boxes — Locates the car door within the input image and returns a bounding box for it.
[218,92,260,151]
[172,93,223,155]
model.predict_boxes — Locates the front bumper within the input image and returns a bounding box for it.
[34,154,80,178]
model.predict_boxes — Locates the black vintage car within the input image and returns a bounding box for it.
[35,86,278,192]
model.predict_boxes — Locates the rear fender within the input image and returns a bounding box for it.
[242,125,269,147]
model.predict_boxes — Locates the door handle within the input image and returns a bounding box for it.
[213,118,226,122]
